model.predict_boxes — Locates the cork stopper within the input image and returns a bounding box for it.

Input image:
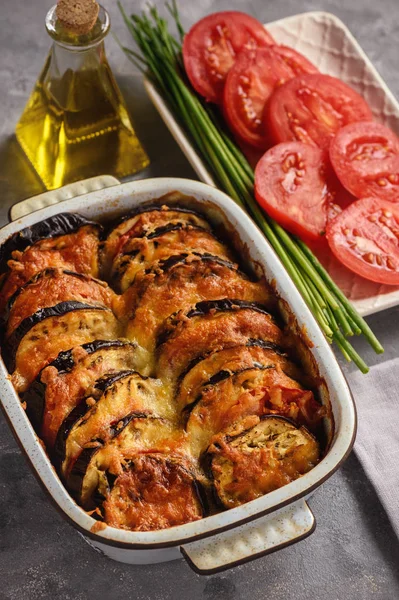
[56,0,99,35]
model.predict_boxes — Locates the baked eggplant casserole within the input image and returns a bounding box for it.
[0,194,331,532]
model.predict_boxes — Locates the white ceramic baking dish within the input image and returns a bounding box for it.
[0,177,356,574]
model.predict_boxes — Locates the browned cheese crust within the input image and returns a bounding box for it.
[157,305,284,382]
[102,204,211,276]
[6,269,116,337]
[117,253,275,353]
[208,416,320,509]
[11,308,122,393]
[70,416,188,507]
[103,454,203,531]
[60,372,160,478]
[176,342,303,413]
[186,366,323,456]
[0,225,100,313]
[37,343,138,448]
[111,226,233,292]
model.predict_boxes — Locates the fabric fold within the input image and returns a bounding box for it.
[347,358,399,538]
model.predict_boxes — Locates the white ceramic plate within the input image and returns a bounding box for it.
[144,11,399,317]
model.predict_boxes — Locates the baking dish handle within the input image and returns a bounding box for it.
[180,498,315,574]
[9,175,120,221]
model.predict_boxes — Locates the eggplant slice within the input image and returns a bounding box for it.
[67,413,187,507]
[0,222,102,314]
[58,370,166,478]
[7,302,122,392]
[111,224,233,293]
[176,340,302,414]
[101,453,204,531]
[118,252,275,353]
[207,415,320,509]
[5,269,116,338]
[24,339,140,447]
[185,365,318,456]
[102,202,211,276]
[157,299,283,382]
[0,213,100,273]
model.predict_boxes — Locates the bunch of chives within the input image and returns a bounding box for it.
[118,1,384,373]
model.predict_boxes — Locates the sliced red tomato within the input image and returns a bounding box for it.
[182,12,275,104]
[271,45,318,77]
[325,163,356,220]
[326,197,399,284]
[223,46,317,149]
[264,74,373,149]
[223,48,294,148]
[329,121,399,202]
[254,141,333,240]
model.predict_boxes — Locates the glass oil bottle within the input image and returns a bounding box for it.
[16,3,149,190]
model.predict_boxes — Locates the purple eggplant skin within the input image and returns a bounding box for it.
[91,369,146,394]
[186,299,273,319]
[144,251,254,281]
[110,223,209,286]
[43,339,133,376]
[104,203,206,232]
[201,414,301,501]
[23,340,135,435]
[207,414,301,450]
[5,269,99,317]
[111,224,233,292]
[0,213,101,273]
[176,339,287,391]
[114,223,207,264]
[52,370,141,469]
[156,299,277,348]
[182,365,275,424]
[66,411,154,504]
[145,222,209,241]
[3,302,112,373]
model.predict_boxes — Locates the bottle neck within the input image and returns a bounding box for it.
[41,4,110,107]
[45,3,110,51]
[49,38,106,78]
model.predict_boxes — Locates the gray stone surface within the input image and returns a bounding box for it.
[1,0,399,598]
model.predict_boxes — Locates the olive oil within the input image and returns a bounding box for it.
[16,4,149,190]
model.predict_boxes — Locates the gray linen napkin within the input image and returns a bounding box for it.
[347,358,399,537]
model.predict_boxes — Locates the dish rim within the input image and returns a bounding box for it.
[0,176,356,549]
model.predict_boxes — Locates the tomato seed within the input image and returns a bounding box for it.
[387,258,396,270]
[378,179,387,187]
[282,156,295,172]
[376,255,383,266]
[363,253,375,264]
[384,210,392,218]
